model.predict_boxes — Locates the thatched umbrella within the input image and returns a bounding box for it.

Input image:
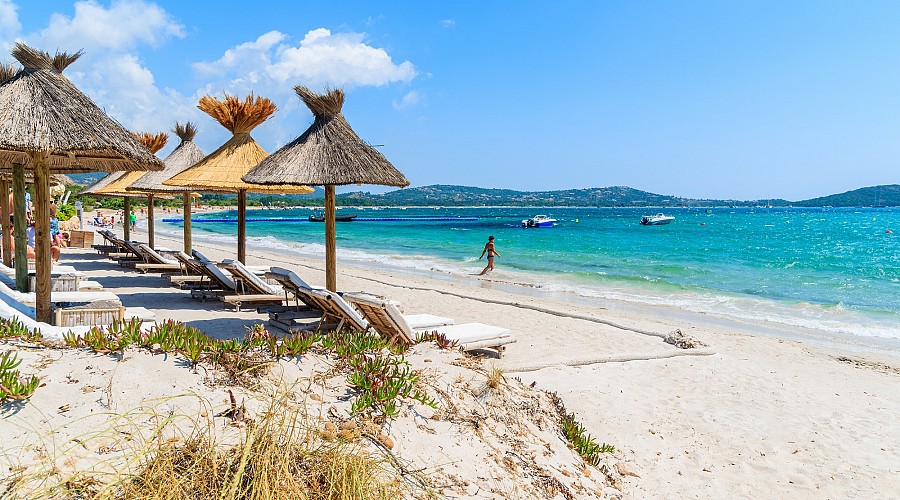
[244,87,409,291]
[0,43,163,323]
[82,132,168,243]
[128,122,205,253]
[164,94,313,263]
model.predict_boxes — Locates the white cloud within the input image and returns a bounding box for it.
[194,28,417,92]
[38,0,184,51]
[0,0,20,39]
[270,29,416,87]
[72,53,199,134]
[439,19,455,28]
[192,30,286,76]
[392,90,421,110]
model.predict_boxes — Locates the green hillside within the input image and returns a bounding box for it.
[796,185,900,207]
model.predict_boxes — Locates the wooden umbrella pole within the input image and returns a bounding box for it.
[0,177,10,267]
[147,194,155,248]
[12,162,27,291]
[183,193,191,254]
[123,196,131,241]
[33,152,51,323]
[325,185,336,292]
[237,189,246,264]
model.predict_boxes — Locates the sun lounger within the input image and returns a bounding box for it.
[344,292,515,357]
[189,261,237,300]
[217,260,289,311]
[265,267,325,311]
[132,244,182,273]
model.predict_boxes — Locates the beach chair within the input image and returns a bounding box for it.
[265,267,324,310]
[218,260,289,311]
[189,261,238,300]
[91,230,119,254]
[344,292,515,357]
[132,244,182,273]
[168,251,211,287]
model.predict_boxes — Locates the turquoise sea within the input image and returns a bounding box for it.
[160,206,900,351]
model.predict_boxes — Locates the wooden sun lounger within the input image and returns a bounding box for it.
[218,260,290,311]
[344,292,514,357]
[132,244,182,273]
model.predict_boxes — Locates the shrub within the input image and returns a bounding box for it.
[0,351,39,403]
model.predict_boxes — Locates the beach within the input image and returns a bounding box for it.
[1,219,898,498]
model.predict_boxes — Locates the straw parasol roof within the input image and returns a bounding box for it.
[0,43,164,173]
[128,122,206,193]
[243,87,409,187]
[87,132,168,196]
[163,94,312,194]
[243,86,408,291]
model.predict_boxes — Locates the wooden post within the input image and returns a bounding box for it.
[237,189,246,264]
[12,163,27,292]
[325,185,336,292]
[182,192,192,254]
[33,152,51,323]
[0,177,10,267]
[147,194,155,248]
[123,196,131,241]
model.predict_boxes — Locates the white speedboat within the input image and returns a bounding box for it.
[640,213,675,225]
[521,215,557,228]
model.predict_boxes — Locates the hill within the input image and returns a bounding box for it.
[67,174,898,207]
[796,184,900,207]
[338,185,785,207]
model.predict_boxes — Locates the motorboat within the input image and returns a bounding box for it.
[308,214,357,222]
[521,215,557,228]
[640,213,675,225]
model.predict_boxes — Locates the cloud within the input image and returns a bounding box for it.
[392,90,421,110]
[195,28,417,92]
[37,0,184,51]
[192,30,286,77]
[0,0,20,39]
[71,53,200,134]
[439,19,455,28]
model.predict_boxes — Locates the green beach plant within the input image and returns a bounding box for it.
[0,351,40,403]
[560,412,615,466]
[0,317,42,343]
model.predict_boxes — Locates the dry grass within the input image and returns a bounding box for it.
[133,132,169,155]
[486,365,505,389]
[198,93,276,135]
[2,390,407,499]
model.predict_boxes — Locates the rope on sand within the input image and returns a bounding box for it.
[503,348,717,373]
[342,274,669,339]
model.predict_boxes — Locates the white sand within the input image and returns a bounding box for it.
[3,221,898,498]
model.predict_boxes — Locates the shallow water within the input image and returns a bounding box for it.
[159,206,900,350]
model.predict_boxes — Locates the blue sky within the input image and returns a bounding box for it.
[3,1,899,200]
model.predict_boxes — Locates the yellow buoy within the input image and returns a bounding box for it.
[575,218,579,223]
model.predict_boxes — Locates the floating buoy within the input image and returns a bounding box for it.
[575,218,579,223]
[873,217,877,221]
[701,222,706,226]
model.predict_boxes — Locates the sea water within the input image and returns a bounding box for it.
[159,206,900,352]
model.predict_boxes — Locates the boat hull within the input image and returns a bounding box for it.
[309,214,357,222]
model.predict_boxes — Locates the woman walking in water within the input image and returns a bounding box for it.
[479,235,500,275]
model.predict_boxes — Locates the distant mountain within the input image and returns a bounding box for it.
[336,185,786,207]
[69,172,109,186]
[796,184,900,207]
[67,174,898,208]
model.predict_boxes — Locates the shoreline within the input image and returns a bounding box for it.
[147,212,900,358]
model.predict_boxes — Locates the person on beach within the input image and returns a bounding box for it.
[49,202,61,262]
[129,211,136,232]
[479,235,500,275]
